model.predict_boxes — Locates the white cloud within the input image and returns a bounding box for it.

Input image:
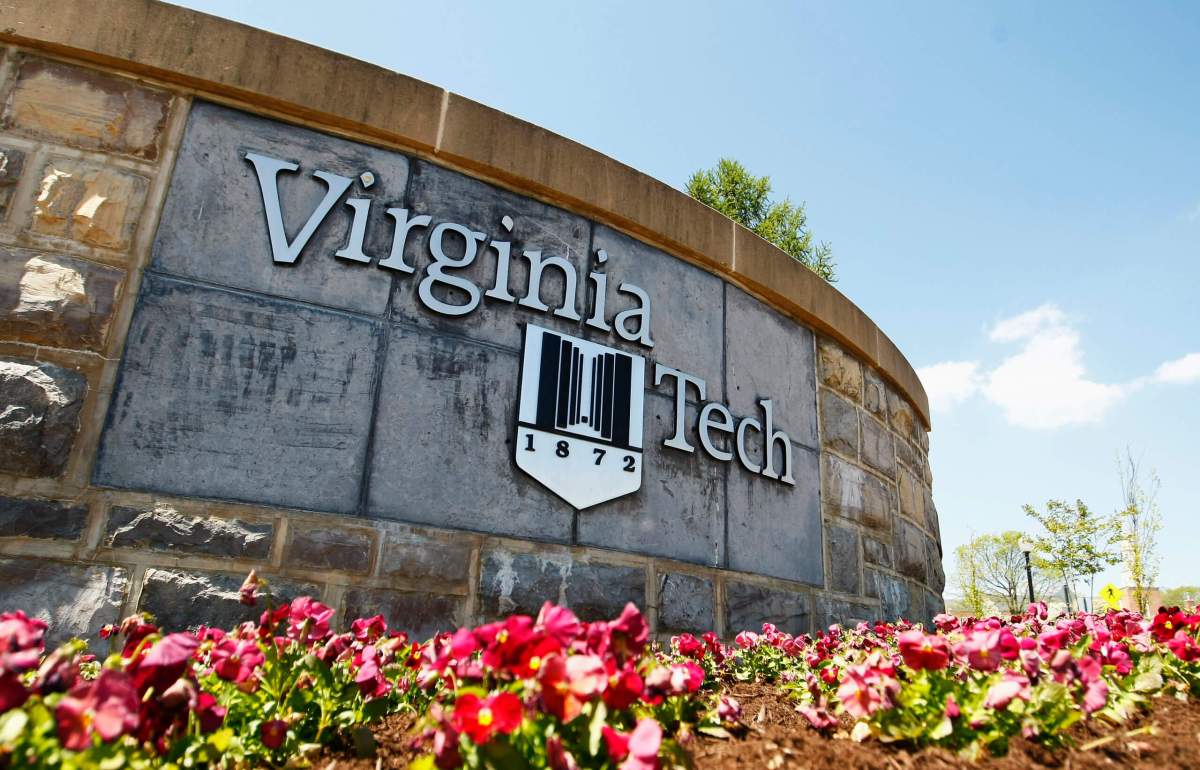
[988,304,1066,343]
[1154,352,1200,385]
[920,305,1200,429]
[981,311,1126,429]
[918,361,983,412]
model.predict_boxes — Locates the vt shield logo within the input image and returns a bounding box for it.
[515,324,645,509]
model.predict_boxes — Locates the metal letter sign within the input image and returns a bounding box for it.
[515,324,645,509]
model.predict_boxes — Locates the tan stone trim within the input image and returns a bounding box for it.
[0,0,930,429]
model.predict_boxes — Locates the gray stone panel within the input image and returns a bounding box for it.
[589,226,725,398]
[286,525,372,573]
[818,389,858,458]
[138,568,319,632]
[478,548,645,622]
[726,439,822,585]
[0,496,87,540]
[342,587,463,641]
[94,274,380,513]
[105,505,272,559]
[392,159,590,350]
[656,572,715,634]
[724,286,817,449]
[367,326,572,542]
[152,101,405,316]
[0,247,124,350]
[724,581,811,636]
[827,524,861,595]
[0,357,86,478]
[577,394,724,565]
[0,557,126,648]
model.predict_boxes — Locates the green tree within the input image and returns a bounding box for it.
[1023,499,1122,613]
[953,532,1054,615]
[1116,450,1163,614]
[686,158,836,281]
[952,537,987,617]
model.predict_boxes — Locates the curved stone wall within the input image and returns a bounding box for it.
[0,0,943,643]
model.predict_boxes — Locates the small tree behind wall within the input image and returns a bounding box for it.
[686,158,836,282]
[1117,449,1163,615]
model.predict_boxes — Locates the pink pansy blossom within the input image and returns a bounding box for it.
[211,638,264,684]
[55,669,140,750]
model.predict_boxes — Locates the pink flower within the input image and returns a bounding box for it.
[451,692,524,744]
[798,703,838,731]
[897,630,950,671]
[132,632,199,694]
[835,661,899,719]
[603,718,662,770]
[287,597,334,644]
[1168,630,1200,662]
[674,633,706,660]
[55,669,139,750]
[261,719,287,750]
[351,614,387,643]
[211,638,264,684]
[0,611,47,673]
[196,692,226,733]
[984,671,1031,710]
[540,654,607,722]
[717,695,741,722]
[734,631,759,649]
[546,734,580,770]
[944,693,960,719]
[537,603,582,648]
[608,604,649,661]
[955,630,1015,672]
[239,570,261,606]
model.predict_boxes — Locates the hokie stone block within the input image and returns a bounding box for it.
[655,572,715,634]
[104,504,272,559]
[724,581,811,636]
[0,496,88,540]
[31,158,149,252]
[478,548,644,622]
[138,568,319,632]
[0,357,87,478]
[0,248,124,350]
[0,557,126,648]
[342,587,462,641]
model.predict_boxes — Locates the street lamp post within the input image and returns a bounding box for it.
[1019,539,1036,606]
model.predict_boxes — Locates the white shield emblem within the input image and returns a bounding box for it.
[515,324,644,509]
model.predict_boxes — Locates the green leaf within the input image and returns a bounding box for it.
[0,709,28,744]
[697,725,733,739]
[1134,670,1164,692]
[588,701,608,756]
[929,716,953,740]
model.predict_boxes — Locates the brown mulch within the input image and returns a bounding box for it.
[314,686,1200,769]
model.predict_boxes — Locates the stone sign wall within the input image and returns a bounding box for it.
[0,16,944,644]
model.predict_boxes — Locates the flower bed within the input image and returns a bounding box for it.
[1,571,1199,768]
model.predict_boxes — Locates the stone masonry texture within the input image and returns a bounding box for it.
[0,357,87,477]
[0,48,942,640]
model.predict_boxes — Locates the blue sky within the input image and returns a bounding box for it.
[176,1,1199,592]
